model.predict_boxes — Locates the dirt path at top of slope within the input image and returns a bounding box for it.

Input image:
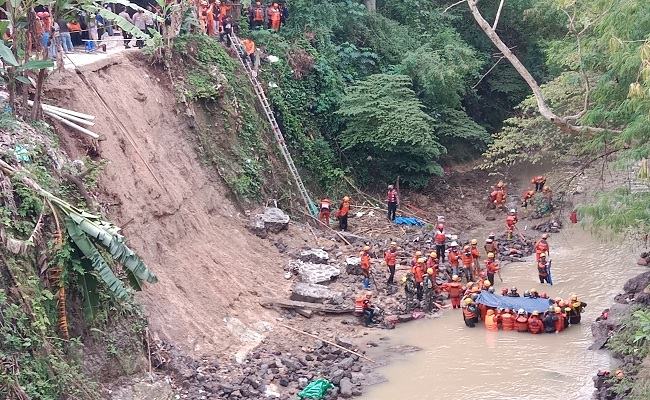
[45,53,290,358]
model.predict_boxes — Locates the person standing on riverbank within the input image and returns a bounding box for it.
[386,184,399,221]
[448,241,460,277]
[505,209,518,240]
[384,242,398,285]
[336,196,350,231]
[485,252,500,286]
[360,246,371,289]
[434,224,446,262]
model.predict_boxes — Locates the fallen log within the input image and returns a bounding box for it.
[260,298,354,314]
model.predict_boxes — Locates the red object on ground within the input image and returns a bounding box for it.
[570,210,578,224]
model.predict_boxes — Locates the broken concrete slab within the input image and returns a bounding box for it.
[298,248,329,264]
[290,282,343,304]
[290,260,340,284]
[247,207,290,237]
[345,256,363,275]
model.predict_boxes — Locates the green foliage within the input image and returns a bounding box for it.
[185,69,222,101]
[579,189,650,240]
[336,74,444,186]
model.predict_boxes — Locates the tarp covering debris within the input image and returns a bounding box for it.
[393,216,425,226]
[475,292,552,313]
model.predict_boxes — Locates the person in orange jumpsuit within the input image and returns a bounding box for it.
[460,245,474,281]
[319,197,331,225]
[206,2,216,35]
[535,233,550,261]
[426,251,438,275]
[537,253,551,284]
[470,239,481,275]
[412,258,426,301]
[505,209,518,240]
[241,38,256,66]
[360,246,371,289]
[554,306,566,332]
[411,250,422,267]
[527,311,544,334]
[448,241,460,276]
[267,2,281,31]
[531,175,546,192]
[485,252,500,286]
[383,242,398,285]
[441,275,463,309]
[336,196,350,231]
[515,309,529,332]
[484,236,498,256]
[248,0,265,29]
[484,309,498,331]
[490,180,507,209]
[501,308,515,331]
[521,189,535,209]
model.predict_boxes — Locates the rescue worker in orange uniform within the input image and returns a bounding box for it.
[441,274,463,309]
[448,241,461,277]
[531,175,546,192]
[386,184,399,221]
[462,298,479,328]
[515,309,529,332]
[411,250,422,267]
[535,233,550,261]
[521,189,535,209]
[383,242,398,285]
[505,208,518,240]
[361,291,375,326]
[567,294,587,324]
[484,236,498,256]
[542,185,553,202]
[426,251,438,276]
[460,245,474,281]
[484,309,498,331]
[485,252,500,286]
[412,257,426,301]
[537,253,551,284]
[267,2,281,31]
[490,180,507,209]
[206,3,216,36]
[470,239,481,276]
[241,38,256,67]
[527,311,544,334]
[319,197,331,225]
[501,308,515,331]
[543,306,558,333]
[336,196,350,231]
[360,246,371,289]
[248,0,265,29]
[434,224,447,262]
[554,306,566,332]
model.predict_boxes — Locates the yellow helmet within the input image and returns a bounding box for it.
[430,252,437,258]
[401,275,407,283]
[487,252,495,258]
[543,186,551,192]
[343,196,350,201]
[452,274,460,281]
[390,241,397,246]
[530,288,537,293]
[426,268,434,275]
[540,253,547,258]
[464,298,473,305]
[554,306,561,313]
[359,251,364,256]
[415,251,422,256]
[564,307,571,312]
[417,257,427,264]
[570,294,578,301]
[497,181,504,188]
[363,245,370,251]
[484,280,491,287]
[470,239,478,245]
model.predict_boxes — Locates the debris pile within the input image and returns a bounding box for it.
[247,207,290,238]
[533,219,562,233]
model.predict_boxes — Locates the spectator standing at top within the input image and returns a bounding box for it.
[386,184,399,221]
[267,2,281,31]
[67,19,82,46]
[248,1,265,30]
[118,7,133,48]
[132,9,147,48]
[57,17,73,53]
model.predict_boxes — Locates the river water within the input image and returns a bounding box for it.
[363,224,645,400]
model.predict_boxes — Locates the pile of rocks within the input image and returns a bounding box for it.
[247,207,290,238]
[165,336,370,399]
[533,219,563,233]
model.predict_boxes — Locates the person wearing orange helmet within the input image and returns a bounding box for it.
[360,246,372,289]
[441,275,463,309]
[484,309,498,331]
[383,242,398,285]
[485,253,500,286]
[490,180,507,209]
[336,196,350,231]
[505,209,518,240]
[531,175,546,192]
[535,233,550,261]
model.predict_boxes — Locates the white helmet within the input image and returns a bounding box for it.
[510,208,516,213]
[450,241,458,247]
[518,308,525,315]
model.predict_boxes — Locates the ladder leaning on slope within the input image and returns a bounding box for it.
[229,33,315,215]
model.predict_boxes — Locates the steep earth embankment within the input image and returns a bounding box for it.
[44,53,290,358]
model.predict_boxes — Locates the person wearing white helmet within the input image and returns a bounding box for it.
[535,233,550,261]
[505,208,518,240]
[515,309,529,332]
[448,241,460,277]
[383,242,398,285]
[386,184,399,221]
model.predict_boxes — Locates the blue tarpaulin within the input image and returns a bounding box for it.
[475,291,552,313]
[393,216,425,226]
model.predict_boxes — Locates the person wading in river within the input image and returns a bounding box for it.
[383,242,398,285]
[527,311,544,334]
[535,233,550,261]
[568,294,587,324]
[386,184,399,222]
[463,297,479,327]
[441,275,463,309]
[537,253,551,284]
[485,252,500,286]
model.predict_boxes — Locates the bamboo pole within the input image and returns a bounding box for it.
[279,324,374,362]
[44,111,100,139]
[27,100,96,121]
[43,107,95,127]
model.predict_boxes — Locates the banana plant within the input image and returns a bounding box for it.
[0,159,157,300]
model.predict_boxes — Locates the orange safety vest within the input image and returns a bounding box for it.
[268,7,281,22]
[338,202,350,217]
[448,250,460,266]
[242,39,256,55]
[532,175,546,184]
[461,251,473,267]
[360,253,371,271]
[384,250,397,266]
[485,314,498,331]
[442,282,462,298]
[555,313,566,332]
[463,306,477,319]
[506,215,517,228]
[434,231,446,245]
[528,317,543,334]
[412,265,424,283]
[485,260,500,274]
[471,246,480,260]
[515,316,528,332]
[501,313,515,331]
[426,257,438,271]
[537,260,548,277]
[535,240,549,256]
[253,6,264,21]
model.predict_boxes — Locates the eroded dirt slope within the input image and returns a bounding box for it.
[45,53,290,357]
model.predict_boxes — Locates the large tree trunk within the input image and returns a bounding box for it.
[466,0,618,135]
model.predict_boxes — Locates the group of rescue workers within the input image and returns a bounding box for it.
[351,175,588,330]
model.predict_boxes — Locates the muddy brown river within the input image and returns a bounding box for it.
[363,224,644,400]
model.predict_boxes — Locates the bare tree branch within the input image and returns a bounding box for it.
[493,0,505,30]
[473,56,504,89]
[466,0,622,135]
[442,0,466,14]
[561,8,590,122]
